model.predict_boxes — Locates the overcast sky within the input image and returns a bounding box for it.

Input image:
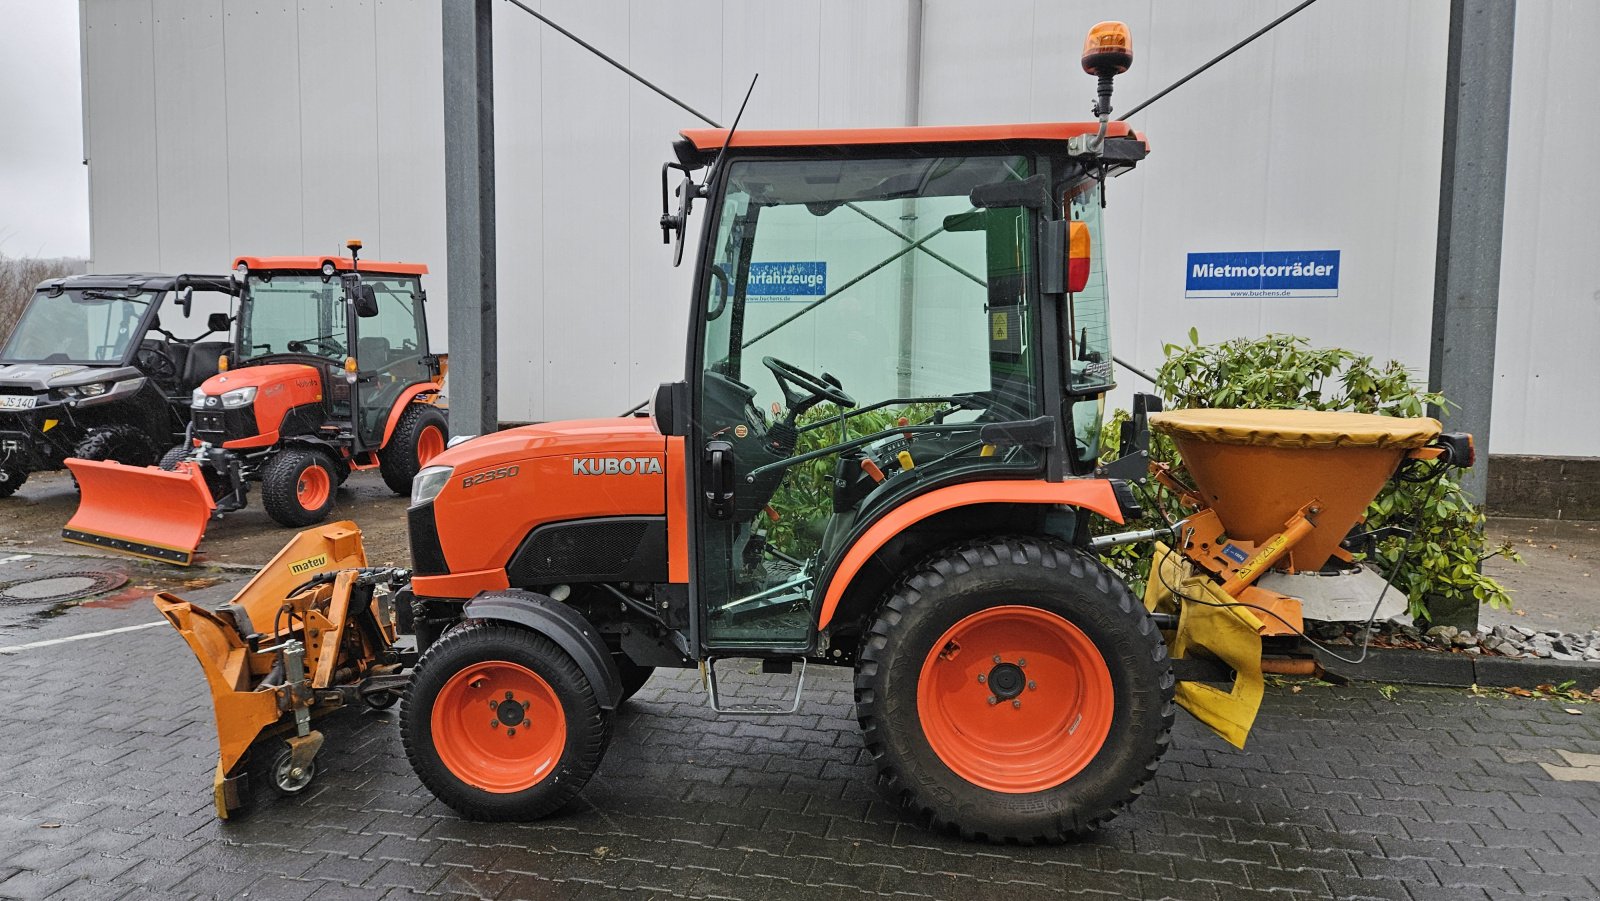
[0,1,89,260]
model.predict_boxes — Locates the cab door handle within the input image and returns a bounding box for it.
[703,440,735,520]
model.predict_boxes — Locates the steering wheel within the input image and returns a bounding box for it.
[135,347,179,382]
[288,335,345,356]
[762,356,856,415]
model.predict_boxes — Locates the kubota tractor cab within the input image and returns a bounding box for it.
[0,272,237,496]
[63,243,447,563]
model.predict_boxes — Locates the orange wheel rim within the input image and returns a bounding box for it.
[417,424,445,465]
[432,661,566,793]
[295,465,330,508]
[917,605,1114,793]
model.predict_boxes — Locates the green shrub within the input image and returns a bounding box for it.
[764,402,940,555]
[1100,330,1518,620]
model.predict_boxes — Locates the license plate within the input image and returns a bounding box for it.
[0,395,36,410]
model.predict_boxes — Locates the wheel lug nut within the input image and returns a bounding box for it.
[1017,658,1026,667]
[1012,699,1022,709]
[504,691,514,701]
[976,674,986,684]
[489,699,499,709]
[1028,681,1037,691]
[506,728,516,737]
[987,696,998,706]
[491,721,499,728]
[993,655,1002,664]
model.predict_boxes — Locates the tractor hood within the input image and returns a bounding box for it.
[0,361,143,391]
[417,417,670,581]
[431,417,665,474]
[197,363,321,397]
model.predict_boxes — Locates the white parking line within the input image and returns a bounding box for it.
[0,620,166,654]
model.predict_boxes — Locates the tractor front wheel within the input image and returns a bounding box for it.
[261,448,338,527]
[401,622,610,820]
[378,403,448,495]
[855,536,1174,844]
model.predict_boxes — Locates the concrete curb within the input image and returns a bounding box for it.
[1315,646,1600,691]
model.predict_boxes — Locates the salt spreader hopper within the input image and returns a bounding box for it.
[1134,408,1473,746]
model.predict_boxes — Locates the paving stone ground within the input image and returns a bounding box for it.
[3,580,1600,901]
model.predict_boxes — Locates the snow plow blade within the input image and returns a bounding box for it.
[62,457,216,565]
[154,522,386,819]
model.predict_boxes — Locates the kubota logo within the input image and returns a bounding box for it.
[572,456,663,476]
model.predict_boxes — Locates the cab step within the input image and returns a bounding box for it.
[703,656,807,715]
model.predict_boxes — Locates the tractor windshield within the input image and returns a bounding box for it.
[695,153,1042,648]
[0,289,157,365]
[238,275,350,362]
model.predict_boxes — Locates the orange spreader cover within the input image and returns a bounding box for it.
[1149,409,1441,572]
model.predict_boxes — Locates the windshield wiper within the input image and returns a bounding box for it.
[77,290,147,303]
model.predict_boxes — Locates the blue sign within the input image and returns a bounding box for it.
[1185,250,1340,298]
[747,261,827,300]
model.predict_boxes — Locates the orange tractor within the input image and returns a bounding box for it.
[157,23,1473,841]
[64,244,447,563]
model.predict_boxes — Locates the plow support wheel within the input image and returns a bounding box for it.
[63,458,217,565]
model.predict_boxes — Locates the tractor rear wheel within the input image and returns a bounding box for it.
[378,403,448,495]
[0,466,26,499]
[401,621,610,820]
[855,536,1173,844]
[261,448,338,527]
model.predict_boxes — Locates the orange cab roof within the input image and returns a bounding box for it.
[680,121,1147,153]
[233,255,429,276]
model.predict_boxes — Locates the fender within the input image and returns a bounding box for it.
[814,479,1125,630]
[463,590,623,709]
[379,383,440,450]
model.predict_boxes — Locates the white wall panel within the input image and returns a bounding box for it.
[150,1,231,273]
[374,0,448,346]
[1492,1,1600,457]
[219,1,305,255]
[296,1,383,259]
[490,0,547,423]
[80,0,1595,453]
[81,0,161,273]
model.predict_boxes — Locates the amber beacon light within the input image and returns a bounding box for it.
[1081,21,1133,124]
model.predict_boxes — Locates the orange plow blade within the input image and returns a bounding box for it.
[63,458,216,565]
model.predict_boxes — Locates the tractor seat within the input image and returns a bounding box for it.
[184,341,231,390]
[358,336,391,370]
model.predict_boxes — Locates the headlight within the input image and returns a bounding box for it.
[78,382,109,397]
[411,465,453,505]
[191,387,208,406]
[219,386,257,408]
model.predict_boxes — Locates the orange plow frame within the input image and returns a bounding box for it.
[154,522,397,818]
[63,458,217,565]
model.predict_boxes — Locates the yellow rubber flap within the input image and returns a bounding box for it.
[1149,408,1440,450]
[1147,546,1266,749]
